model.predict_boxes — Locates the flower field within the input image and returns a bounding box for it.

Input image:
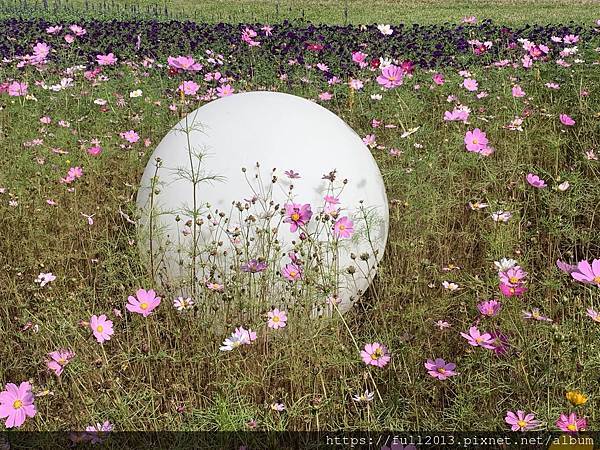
[1,6,600,438]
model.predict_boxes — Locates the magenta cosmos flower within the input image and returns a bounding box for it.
[90,314,114,343]
[559,114,575,126]
[460,326,496,349]
[556,412,586,433]
[505,410,540,431]
[570,259,600,286]
[96,53,117,66]
[126,288,161,317]
[46,349,75,377]
[499,282,527,297]
[267,308,287,329]
[464,128,488,153]
[526,173,546,188]
[333,216,354,239]
[281,263,302,281]
[283,203,312,232]
[361,342,390,368]
[0,381,36,428]
[424,358,457,380]
[376,65,404,89]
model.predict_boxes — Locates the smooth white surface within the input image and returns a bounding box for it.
[136,91,389,312]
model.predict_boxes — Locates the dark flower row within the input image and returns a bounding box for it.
[0,18,595,71]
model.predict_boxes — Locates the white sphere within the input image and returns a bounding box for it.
[136,91,389,313]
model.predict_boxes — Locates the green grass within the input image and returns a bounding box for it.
[2,0,600,24]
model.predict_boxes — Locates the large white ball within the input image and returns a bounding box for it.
[136,91,389,313]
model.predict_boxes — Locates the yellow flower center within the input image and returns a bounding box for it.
[289,271,297,277]
[509,288,515,294]
[96,325,104,332]
[371,348,383,360]
[339,224,346,231]
[517,420,527,428]
[291,213,300,221]
[567,424,577,431]
[58,358,66,365]
[272,316,280,323]
[594,276,600,284]
[140,302,148,310]
[437,368,446,374]
[472,138,478,145]
[475,336,483,343]
[509,276,519,283]
[13,400,23,409]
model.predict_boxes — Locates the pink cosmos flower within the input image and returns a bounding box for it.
[570,259,600,286]
[46,349,75,377]
[477,299,502,317]
[505,411,540,431]
[0,381,36,428]
[360,342,390,368]
[96,53,117,66]
[69,24,86,36]
[444,108,469,123]
[87,145,102,156]
[460,326,496,349]
[376,65,404,89]
[512,85,525,97]
[90,314,114,343]
[120,130,139,143]
[178,80,200,96]
[318,92,332,101]
[559,114,575,126]
[8,81,28,97]
[499,267,528,286]
[283,203,312,232]
[281,263,302,281]
[35,272,56,287]
[463,78,478,91]
[556,259,578,274]
[424,358,457,380]
[333,216,354,239]
[556,412,586,433]
[64,34,75,43]
[352,51,368,65]
[349,78,364,90]
[216,84,234,97]
[464,128,488,153]
[267,308,287,329]
[167,56,202,72]
[126,288,161,317]
[432,73,445,85]
[46,25,62,34]
[499,282,527,297]
[526,173,546,188]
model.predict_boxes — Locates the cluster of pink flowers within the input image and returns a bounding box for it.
[497,259,528,298]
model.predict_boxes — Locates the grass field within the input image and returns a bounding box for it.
[0,0,600,439]
[2,0,600,24]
